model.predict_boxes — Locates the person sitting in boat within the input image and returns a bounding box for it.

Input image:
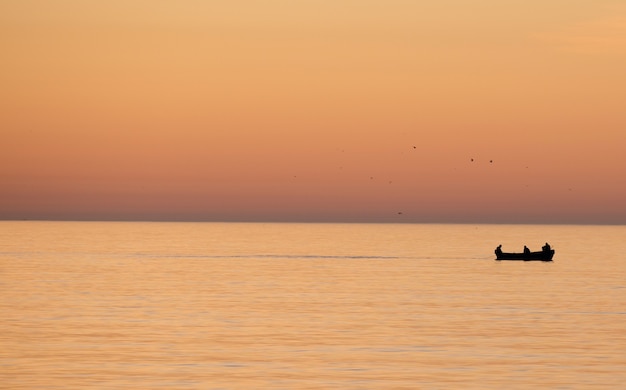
[524,245,530,255]
[542,242,551,252]
[495,244,502,256]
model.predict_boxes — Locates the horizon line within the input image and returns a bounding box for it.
[1,218,624,226]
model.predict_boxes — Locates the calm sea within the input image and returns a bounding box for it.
[1,221,625,389]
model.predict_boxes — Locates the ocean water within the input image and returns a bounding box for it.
[1,221,625,389]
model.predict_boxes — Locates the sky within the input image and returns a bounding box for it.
[1,0,625,224]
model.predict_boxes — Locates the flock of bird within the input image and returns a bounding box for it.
[287,145,508,217]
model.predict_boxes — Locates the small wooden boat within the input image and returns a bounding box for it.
[495,245,554,261]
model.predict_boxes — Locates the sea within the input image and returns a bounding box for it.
[1,221,625,389]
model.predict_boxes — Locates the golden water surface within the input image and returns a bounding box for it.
[1,222,625,388]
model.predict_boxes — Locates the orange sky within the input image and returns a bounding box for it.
[2,1,625,223]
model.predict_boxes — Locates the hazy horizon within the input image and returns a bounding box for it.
[2,218,624,226]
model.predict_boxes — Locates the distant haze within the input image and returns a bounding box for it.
[2,1,625,224]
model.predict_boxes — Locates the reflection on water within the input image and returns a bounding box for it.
[1,222,625,388]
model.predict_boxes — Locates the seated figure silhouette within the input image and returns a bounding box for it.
[542,242,551,252]
[523,245,530,255]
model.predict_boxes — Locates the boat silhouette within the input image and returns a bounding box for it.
[494,244,554,261]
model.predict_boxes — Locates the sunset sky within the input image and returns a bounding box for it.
[2,1,625,223]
